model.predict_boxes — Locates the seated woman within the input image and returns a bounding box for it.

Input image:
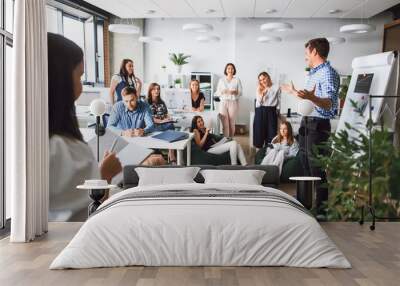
[147,83,175,131]
[146,82,177,163]
[191,115,247,166]
[260,121,299,174]
[190,79,205,112]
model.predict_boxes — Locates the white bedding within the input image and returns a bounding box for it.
[50,183,351,269]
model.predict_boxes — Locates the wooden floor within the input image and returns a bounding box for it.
[1,222,399,286]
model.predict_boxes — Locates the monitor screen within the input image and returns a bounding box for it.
[354,73,374,94]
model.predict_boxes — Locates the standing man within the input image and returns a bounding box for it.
[282,38,339,218]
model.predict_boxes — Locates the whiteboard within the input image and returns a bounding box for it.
[336,51,398,140]
[161,88,192,110]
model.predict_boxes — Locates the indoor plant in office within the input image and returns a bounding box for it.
[316,101,400,221]
[169,53,191,74]
[174,78,182,88]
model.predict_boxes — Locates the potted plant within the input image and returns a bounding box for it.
[169,53,191,74]
[316,100,400,221]
[174,78,182,88]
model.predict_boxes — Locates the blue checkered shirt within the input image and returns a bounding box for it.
[306,61,339,119]
[108,100,155,134]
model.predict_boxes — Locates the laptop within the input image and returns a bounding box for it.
[152,130,189,143]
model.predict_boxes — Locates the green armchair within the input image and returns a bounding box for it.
[184,134,231,166]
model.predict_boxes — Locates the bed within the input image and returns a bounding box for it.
[50,181,350,269]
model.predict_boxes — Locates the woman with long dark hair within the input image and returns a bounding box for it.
[109,59,142,104]
[147,82,173,130]
[147,83,176,163]
[48,33,121,218]
[191,115,247,166]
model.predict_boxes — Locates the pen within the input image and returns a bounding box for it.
[109,137,118,153]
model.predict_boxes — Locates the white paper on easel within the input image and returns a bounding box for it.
[337,51,398,140]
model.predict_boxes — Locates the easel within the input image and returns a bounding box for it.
[359,51,400,230]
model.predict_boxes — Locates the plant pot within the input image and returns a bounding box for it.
[174,83,181,89]
[176,65,182,74]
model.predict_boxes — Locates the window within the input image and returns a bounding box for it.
[1,0,14,230]
[46,2,106,85]
[5,0,12,33]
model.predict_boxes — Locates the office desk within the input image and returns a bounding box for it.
[124,132,194,166]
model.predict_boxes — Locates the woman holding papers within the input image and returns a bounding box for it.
[215,63,242,137]
[260,121,299,174]
[191,116,247,166]
[48,33,122,213]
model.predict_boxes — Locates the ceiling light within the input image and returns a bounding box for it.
[108,24,140,34]
[260,22,293,32]
[146,10,156,14]
[205,9,216,14]
[138,36,163,43]
[329,9,342,14]
[264,9,277,14]
[257,36,282,43]
[340,24,375,34]
[326,37,346,44]
[182,23,213,33]
[196,35,220,43]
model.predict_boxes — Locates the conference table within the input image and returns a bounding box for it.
[124,131,194,166]
[81,128,194,166]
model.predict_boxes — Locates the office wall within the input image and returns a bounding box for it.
[109,18,145,81]
[144,14,391,124]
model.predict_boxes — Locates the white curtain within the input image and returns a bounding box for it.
[10,0,49,242]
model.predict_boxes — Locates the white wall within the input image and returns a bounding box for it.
[144,14,391,125]
[110,19,145,81]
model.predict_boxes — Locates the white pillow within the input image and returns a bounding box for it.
[200,169,266,185]
[135,167,201,186]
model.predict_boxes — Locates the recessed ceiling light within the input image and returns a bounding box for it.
[205,9,216,14]
[329,9,342,14]
[146,10,156,14]
[260,22,293,32]
[265,9,277,14]
[182,23,213,33]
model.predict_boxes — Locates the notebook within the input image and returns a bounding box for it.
[152,130,189,143]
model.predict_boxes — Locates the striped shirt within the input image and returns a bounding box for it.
[306,61,339,119]
[108,101,155,134]
[256,85,281,109]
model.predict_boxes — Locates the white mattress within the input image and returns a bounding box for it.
[50,183,351,269]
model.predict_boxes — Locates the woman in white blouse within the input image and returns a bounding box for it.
[253,71,281,148]
[48,33,122,220]
[215,63,242,137]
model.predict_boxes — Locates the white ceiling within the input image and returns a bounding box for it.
[83,0,400,19]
